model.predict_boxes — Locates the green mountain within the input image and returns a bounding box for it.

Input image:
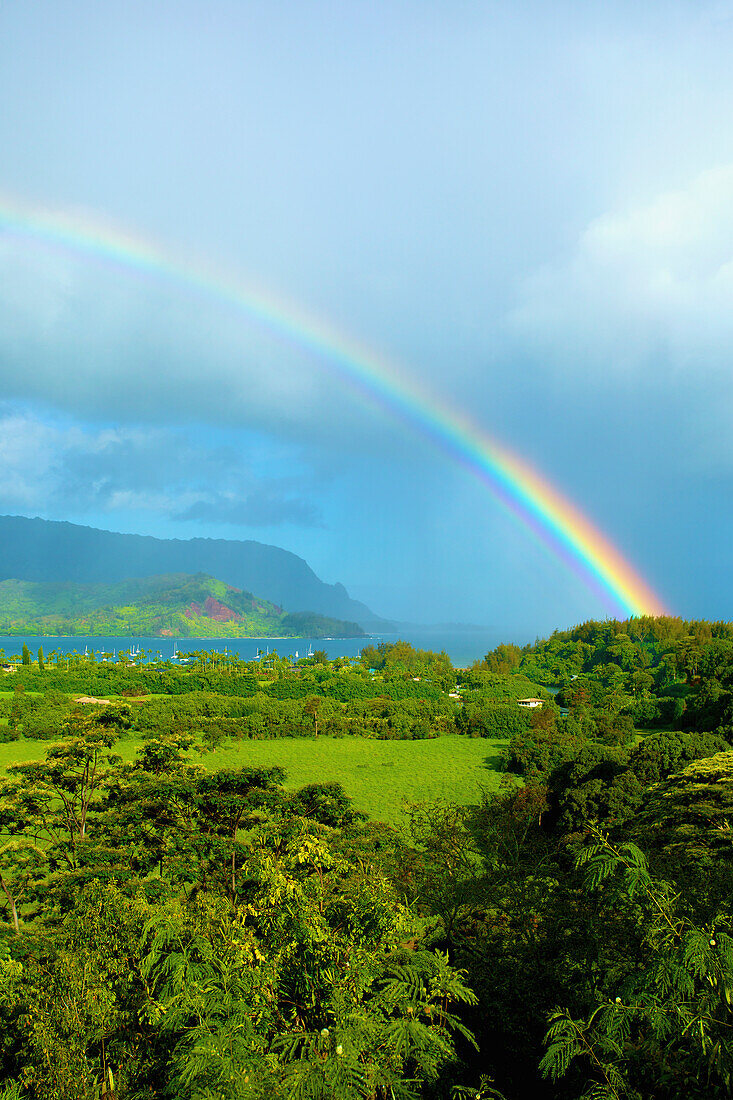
[0,574,366,638]
[0,515,391,628]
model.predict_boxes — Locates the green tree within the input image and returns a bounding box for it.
[402,798,480,941]
[0,839,46,932]
[0,825,477,1100]
[134,732,194,776]
[303,694,323,738]
[628,729,730,786]
[480,642,523,674]
[21,644,30,667]
[142,821,477,1100]
[287,781,363,828]
[0,881,154,1098]
[629,668,653,696]
[541,831,733,1099]
[626,749,733,919]
[0,709,128,872]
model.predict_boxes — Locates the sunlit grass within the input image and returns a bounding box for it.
[0,734,507,824]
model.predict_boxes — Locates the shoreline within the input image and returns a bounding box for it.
[0,633,369,641]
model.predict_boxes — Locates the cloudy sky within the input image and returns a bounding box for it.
[1,0,733,636]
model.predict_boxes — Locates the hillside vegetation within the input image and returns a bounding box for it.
[0,572,366,637]
[0,624,732,1099]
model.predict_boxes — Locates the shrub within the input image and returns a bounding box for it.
[549,746,643,832]
[628,729,731,785]
[458,702,532,740]
[506,724,583,777]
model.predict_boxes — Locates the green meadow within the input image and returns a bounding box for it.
[0,733,507,825]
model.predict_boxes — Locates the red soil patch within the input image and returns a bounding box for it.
[184,598,241,623]
[204,596,241,622]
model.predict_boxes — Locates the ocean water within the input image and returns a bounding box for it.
[0,629,505,668]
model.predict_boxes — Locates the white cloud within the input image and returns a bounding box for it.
[0,410,321,527]
[510,165,733,383]
[0,413,61,506]
[0,234,376,443]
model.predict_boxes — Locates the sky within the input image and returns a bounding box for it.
[1,0,733,637]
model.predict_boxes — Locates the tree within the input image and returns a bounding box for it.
[506,721,581,777]
[303,695,323,738]
[629,668,653,696]
[21,644,30,667]
[0,839,45,932]
[675,636,705,682]
[102,763,287,895]
[606,634,639,673]
[402,798,481,941]
[628,730,730,786]
[480,643,523,674]
[548,748,643,833]
[287,782,363,828]
[134,733,194,776]
[0,881,154,1098]
[626,749,733,918]
[0,709,128,871]
[443,782,579,1099]
[541,831,733,1099]
[0,825,478,1100]
[37,646,45,672]
[189,766,285,898]
[7,684,27,733]
[141,821,478,1100]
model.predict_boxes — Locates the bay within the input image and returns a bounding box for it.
[0,628,504,668]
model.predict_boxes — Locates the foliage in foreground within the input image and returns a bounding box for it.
[0,711,476,1099]
[1,844,476,1099]
[541,831,733,1099]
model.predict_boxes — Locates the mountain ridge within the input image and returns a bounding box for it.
[0,515,390,628]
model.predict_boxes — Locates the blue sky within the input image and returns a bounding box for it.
[1,0,733,635]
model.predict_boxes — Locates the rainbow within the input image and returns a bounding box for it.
[0,193,667,618]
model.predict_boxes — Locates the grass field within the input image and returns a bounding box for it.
[0,734,508,824]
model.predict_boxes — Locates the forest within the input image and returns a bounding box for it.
[0,619,731,1099]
